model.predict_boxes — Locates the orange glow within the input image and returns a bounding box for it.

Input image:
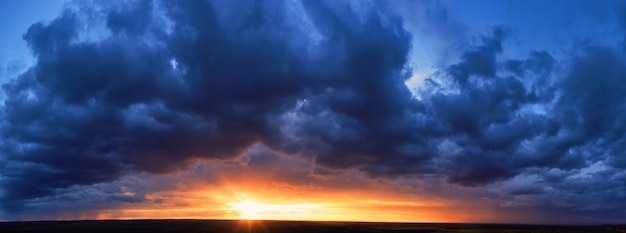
[38,186,490,223]
[228,200,321,220]
[90,187,472,223]
[22,159,500,223]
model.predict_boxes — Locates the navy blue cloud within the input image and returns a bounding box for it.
[1,0,625,219]
[0,0,418,211]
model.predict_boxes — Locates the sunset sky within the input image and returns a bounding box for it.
[1,0,625,224]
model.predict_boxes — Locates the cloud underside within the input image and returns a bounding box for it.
[1,0,626,218]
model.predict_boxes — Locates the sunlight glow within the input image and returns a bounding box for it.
[228,200,321,220]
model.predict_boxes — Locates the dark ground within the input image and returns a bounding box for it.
[1,219,625,233]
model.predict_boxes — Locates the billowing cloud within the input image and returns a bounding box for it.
[0,0,417,212]
[1,0,625,222]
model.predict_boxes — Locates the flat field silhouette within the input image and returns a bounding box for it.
[1,220,625,233]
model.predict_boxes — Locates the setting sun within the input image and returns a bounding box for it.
[228,200,321,220]
[229,201,265,219]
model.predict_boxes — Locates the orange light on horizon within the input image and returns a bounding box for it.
[61,183,472,223]
[228,200,322,220]
[37,190,478,223]
[16,157,491,223]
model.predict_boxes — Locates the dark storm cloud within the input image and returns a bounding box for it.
[422,27,625,193]
[505,51,555,78]
[447,28,505,87]
[0,0,422,211]
[1,0,626,218]
[554,47,626,167]
[428,29,626,215]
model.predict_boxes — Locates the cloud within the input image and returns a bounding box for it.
[0,0,418,212]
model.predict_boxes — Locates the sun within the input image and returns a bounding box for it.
[229,201,266,220]
[227,199,323,220]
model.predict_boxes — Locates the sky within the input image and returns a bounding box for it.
[0,0,625,224]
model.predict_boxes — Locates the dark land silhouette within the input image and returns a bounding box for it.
[1,220,624,233]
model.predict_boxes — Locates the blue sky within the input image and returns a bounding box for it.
[0,0,66,84]
[1,0,625,224]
